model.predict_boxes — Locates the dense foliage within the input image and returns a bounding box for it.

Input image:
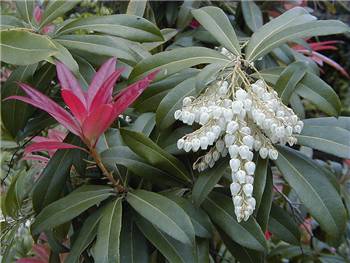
[1,1,350,262]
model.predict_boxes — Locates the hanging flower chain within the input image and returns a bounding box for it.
[175,48,304,222]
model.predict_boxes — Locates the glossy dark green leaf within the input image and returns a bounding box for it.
[241,1,263,32]
[1,64,38,137]
[120,129,191,183]
[268,203,301,245]
[196,238,209,263]
[275,61,307,104]
[217,228,264,263]
[255,168,273,232]
[32,185,113,235]
[203,191,267,251]
[3,170,24,218]
[51,40,79,74]
[0,15,25,29]
[296,122,350,159]
[0,30,57,65]
[56,14,163,42]
[15,0,34,25]
[126,0,147,17]
[195,62,226,93]
[120,211,149,263]
[156,77,196,130]
[246,7,349,61]
[302,117,350,131]
[165,195,213,238]
[129,113,155,136]
[296,72,341,116]
[65,210,103,263]
[39,0,78,28]
[94,198,123,263]
[127,189,195,245]
[252,157,268,211]
[176,1,200,29]
[101,146,183,186]
[56,35,137,65]
[142,28,178,51]
[192,6,240,56]
[274,146,347,240]
[32,135,84,212]
[192,160,228,206]
[134,215,196,263]
[129,47,229,81]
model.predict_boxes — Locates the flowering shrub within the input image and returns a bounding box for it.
[1,1,350,263]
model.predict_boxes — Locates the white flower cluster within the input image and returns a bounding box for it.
[175,61,303,222]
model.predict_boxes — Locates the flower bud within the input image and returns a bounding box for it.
[191,138,201,152]
[259,147,268,159]
[223,108,233,121]
[268,149,278,160]
[243,183,253,196]
[177,138,185,149]
[206,131,216,145]
[232,101,243,114]
[230,182,241,196]
[183,97,192,107]
[184,142,192,152]
[212,106,222,119]
[236,170,246,184]
[199,112,210,125]
[239,145,250,159]
[212,150,220,161]
[216,139,225,152]
[230,158,240,172]
[244,161,256,175]
[246,175,254,184]
[212,125,221,137]
[229,145,239,158]
[174,110,182,120]
[224,134,235,146]
[200,136,209,150]
[233,196,243,206]
[242,135,254,149]
[247,197,256,208]
[226,121,239,134]
[236,89,248,101]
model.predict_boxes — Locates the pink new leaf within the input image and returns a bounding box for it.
[24,142,86,155]
[56,62,86,106]
[82,104,114,146]
[33,6,43,24]
[88,58,117,107]
[89,68,124,111]
[62,90,87,124]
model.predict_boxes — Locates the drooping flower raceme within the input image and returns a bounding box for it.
[175,48,303,222]
[6,58,158,150]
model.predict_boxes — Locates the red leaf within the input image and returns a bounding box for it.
[24,142,86,155]
[5,83,81,136]
[87,57,117,107]
[112,70,158,118]
[22,155,49,163]
[56,62,86,107]
[62,89,87,124]
[89,68,124,111]
[82,104,114,146]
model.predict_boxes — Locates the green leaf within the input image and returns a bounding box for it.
[101,146,183,187]
[274,146,347,240]
[0,30,57,65]
[3,170,23,218]
[217,228,263,263]
[296,122,350,159]
[0,15,25,29]
[56,14,163,42]
[156,77,196,130]
[246,7,349,61]
[296,72,341,116]
[126,189,195,245]
[268,203,301,245]
[55,35,137,65]
[165,195,213,238]
[241,1,263,32]
[275,61,307,104]
[203,191,267,251]
[120,211,149,263]
[195,62,226,93]
[15,0,35,25]
[32,185,113,235]
[129,47,229,81]
[51,40,79,74]
[65,210,103,263]
[134,215,196,263]
[94,198,123,263]
[252,157,268,211]
[192,6,240,56]
[302,117,350,131]
[141,28,178,51]
[176,1,201,29]
[129,112,155,136]
[32,135,84,212]
[192,160,228,206]
[126,0,147,17]
[1,64,38,137]
[255,167,273,232]
[40,0,79,28]
[120,129,191,183]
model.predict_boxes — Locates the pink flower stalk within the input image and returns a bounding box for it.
[6,58,158,150]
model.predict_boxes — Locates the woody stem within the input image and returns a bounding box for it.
[89,147,124,192]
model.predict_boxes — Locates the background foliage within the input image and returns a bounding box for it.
[1,1,350,262]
